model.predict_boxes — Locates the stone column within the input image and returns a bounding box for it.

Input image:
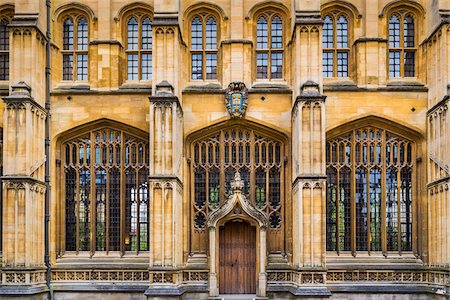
[290,3,329,295]
[291,82,329,296]
[257,226,267,297]
[208,226,219,297]
[0,5,49,297]
[146,82,183,299]
[1,83,47,296]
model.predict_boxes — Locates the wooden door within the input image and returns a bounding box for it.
[219,220,256,294]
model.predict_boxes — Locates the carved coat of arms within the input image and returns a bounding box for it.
[225,82,248,119]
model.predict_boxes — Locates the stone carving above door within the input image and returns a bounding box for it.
[207,172,268,229]
[224,82,249,119]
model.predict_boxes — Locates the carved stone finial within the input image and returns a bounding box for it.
[300,80,320,97]
[230,172,244,192]
[11,81,31,96]
[154,80,174,96]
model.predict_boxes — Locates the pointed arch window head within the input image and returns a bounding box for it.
[62,17,89,81]
[322,13,349,78]
[126,15,153,81]
[190,14,218,80]
[191,127,284,231]
[256,14,283,80]
[389,13,416,78]
[0,18,11,80]
[326,126,415,255]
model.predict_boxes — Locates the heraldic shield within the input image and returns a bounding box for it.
[225,82,249,119]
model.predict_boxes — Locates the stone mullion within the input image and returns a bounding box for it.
[351,130,356,256]
[381,130,387,255]
[105,166,110,253]
[90,131,95,255]
[75,164,80,254]
[136,166,140,255]
[336,163,341,253]
[120,131,125,255]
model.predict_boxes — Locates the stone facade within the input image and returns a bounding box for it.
[0,0,448,299]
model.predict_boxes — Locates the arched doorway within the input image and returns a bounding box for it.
[219,220,256,294]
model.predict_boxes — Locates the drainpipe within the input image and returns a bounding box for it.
[45,0,52,299]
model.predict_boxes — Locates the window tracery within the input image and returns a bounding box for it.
[62,16,89,81]
[63,126,149,254]
[388,12,416,78]
[322,12,349,78]
[326,125,414,255]
[0,15,11,81]
[192,127,283,230]
[126,14,152,81]
[256,13,283,80]
[190,13,218,80]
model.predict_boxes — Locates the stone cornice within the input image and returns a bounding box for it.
[3,82,47,115]
[1,175,46,187]
[427,94,449,116]
[293,175,327,189]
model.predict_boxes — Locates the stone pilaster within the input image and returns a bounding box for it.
[146,82,183,299]
[1,83,47,295]
[292,6,323,100]
[152,15,182,99]
[291,82,329,296]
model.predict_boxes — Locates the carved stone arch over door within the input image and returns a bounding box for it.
[207,172,268,297]
[186,120,289,297]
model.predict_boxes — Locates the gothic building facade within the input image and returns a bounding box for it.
[0,0,448,299]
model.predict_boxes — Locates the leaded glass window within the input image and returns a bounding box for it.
[389,13,416,78]
[126,15,153,81]
[0,19,10,80]
[63,126,149,254]
[191,127,284,231]
[256,14,283,80]
[62,17,89,81]
[326,126,414,255]
[322,13,349,78]
[190,15,217,80]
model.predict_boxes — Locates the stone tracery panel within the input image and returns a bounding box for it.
[190,124,285,253]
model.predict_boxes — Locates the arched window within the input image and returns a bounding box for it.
[322,13,349,78]
[62,17,89,81]
[0,18,10,80]
[63,126,149,254]
[388,13,416,78]
[126,15,152,81]
[191,126,284,231]
[190,15,217,80]
[326,125,414,255]
[256,14,283,80]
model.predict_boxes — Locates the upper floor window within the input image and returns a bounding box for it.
[256,14,283,80]
[388,13,415,78]
[326,125,414,255]
[190,15,217,80]
[126,15,152,81]
[323,14,349,78]
[62,17,89,81]
[0,17,10,80]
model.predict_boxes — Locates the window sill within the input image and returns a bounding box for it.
[119,81,152,92]
[183,81,224,94]
[323,78,358,91]
[55,252,149,268]
[250,81,291,94]
[326,252,423,269]
[55,81,91,91]
[0,82,9,95]
[385,78,427,91]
